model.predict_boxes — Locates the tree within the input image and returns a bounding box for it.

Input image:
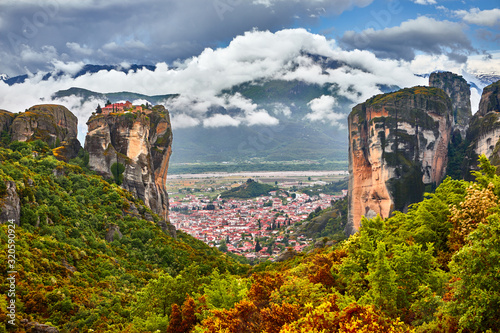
[447,183,497,253]
[133,272,177,319]
[167,304,182,333]
[255,240,262,252]
[218,240,228,253]
[362,242,397,315]
[447,214,500,332]
[96,104,102,114]
[203,269,248,310]
[105,99,111,106]
[111,162,125,185]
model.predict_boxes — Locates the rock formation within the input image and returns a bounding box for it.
[0,109,16,133]
[347,86,453,234]
[465,80,500,172]
[1,105,81,160]
[0,181,21,225]
[10,104,78,146]
[429,71,472,137]
[84,106,173,229]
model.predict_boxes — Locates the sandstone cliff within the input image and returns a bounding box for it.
[84,106,174,233]
[429,71,471,137]
[1,105,81,161]
[347,87,453,234]
[465,80,500,172]
[0,109,16,133]
[10,104,78,146]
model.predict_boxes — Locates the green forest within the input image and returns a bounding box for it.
[2,140,500,332]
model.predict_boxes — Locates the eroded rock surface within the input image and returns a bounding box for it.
[85,106,174,232]
[347,87,453,234]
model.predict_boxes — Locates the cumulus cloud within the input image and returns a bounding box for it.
[245,111,280,126]
[171,114,201,129]
[340,16,475,62]
[51,60,85,76]
[0,28,436,134]
[305,95,345,128]
[66,42,93,56]
[272,103,292,117]
[0,0,375,76]
[203,114,241,128]
[411,0,436,5]
[453,8,500,27]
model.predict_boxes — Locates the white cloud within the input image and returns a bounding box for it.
[171,114,201,128]
[245,111,279,126]
[470,87,482,114]
[66,42,93,56]
[19,45,58,65]
[305,95,345,128]
[466,51,500,74]
[454,8,500,27]
[0,28,436,134]
[341,16,474,62]
[51,60,85,76]
[203,114,241,128]
[411,0,436,5]
[272,103,292,117]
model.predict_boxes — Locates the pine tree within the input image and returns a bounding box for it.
[365,242,398,314]
[255,240,262,252]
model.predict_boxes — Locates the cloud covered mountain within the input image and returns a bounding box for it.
[0,28,494,165]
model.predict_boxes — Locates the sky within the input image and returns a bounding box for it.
[0,0,499,137]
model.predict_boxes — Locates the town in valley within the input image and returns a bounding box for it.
[167,171,348,261]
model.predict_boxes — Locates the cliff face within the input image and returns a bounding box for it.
[429,72,471,136]
[347,87,453,234]
[465,80,500,171]
[10,104,78,146]
[1,105,81,160]
[85,106,173,228]
[0,181,21,225]
[0,110,16,133]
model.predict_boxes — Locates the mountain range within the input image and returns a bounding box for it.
[2,64,500,169]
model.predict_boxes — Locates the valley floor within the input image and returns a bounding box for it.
[167,171,348,261]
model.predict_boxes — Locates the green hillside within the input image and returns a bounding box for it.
[2,139,500,332]
[0,140,246,332]
[219,179,277,199]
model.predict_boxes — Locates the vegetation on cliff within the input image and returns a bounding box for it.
[2,134,500,332]
[0,140,246,332]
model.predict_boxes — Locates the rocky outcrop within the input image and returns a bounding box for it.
[465,80,500,172]
[21,319,59,333]
[2,104,82,160]
[52,138,82,162]
[429,71,471,137]
[0,109,16,133]
[84,106,173,229]
[10,104,78,146]
[105,224,123,242]
[347,87,453,234]
[0,181,21,225]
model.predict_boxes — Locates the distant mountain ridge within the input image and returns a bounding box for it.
[53,87,179,105]
[52,79,355,165]
[3,62,497,167]
[0,64,156,86]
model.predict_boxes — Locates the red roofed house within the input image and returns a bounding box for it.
[101,101,143,114]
